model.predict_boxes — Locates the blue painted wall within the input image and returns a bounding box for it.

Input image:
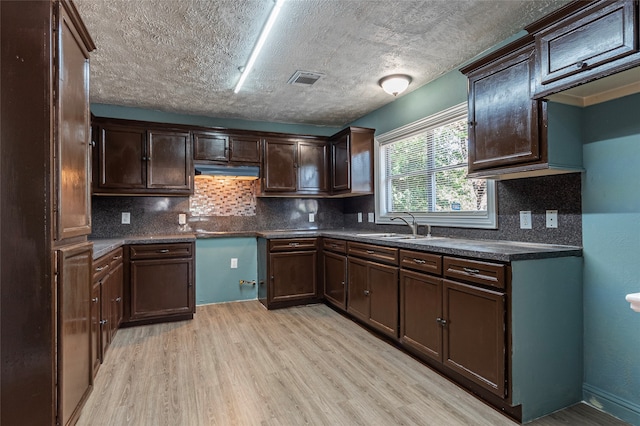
[91,103,341,136]
[195,238,258,305]
[581,93,640,425]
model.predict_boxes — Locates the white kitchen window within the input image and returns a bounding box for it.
[375,103,497,229]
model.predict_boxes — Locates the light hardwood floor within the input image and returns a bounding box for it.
[77,301,628,426]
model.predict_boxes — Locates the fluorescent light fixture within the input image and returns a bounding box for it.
[234,0,286,94]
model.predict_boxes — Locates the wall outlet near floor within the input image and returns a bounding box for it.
[368,212,375,222]
[121,212,130,225]
[546,210,558,228]
[519,211,532,229]
[178,213,187,225]
[308,213,315,223]
[230,258,238,269]
[357,212,363,223]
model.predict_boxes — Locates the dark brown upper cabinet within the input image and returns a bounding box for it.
[193,131,261,164]
[55,2,93,241]
[92,118,193,195]
[462,38,547,177]
[262,137,328,195]
[527,0,640,98]
[329,127,375,195]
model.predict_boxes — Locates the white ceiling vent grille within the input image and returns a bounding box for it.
[288,70,324,86]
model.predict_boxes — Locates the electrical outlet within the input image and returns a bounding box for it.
[230,258,238,269]
[519,211,532,229]
[121,212,130,225]
[546,210,558,228]
[357,212,363,223]
[309,213,315,222]
[368,212,374,222]
[178,213,187,225]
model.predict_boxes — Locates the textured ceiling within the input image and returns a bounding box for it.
[75,0,571,127]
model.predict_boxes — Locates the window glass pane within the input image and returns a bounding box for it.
[385,135,429,175]
[390,174,430,212]
[434,170,487,212]
[434,120,467,168]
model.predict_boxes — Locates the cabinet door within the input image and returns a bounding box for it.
[147,130,192,192]
[90,283,101,378]
[347,257,369,322]
[130,258,194,320]
[538,0,638,85]
[468,43,543,173]
[193,131,229,162]
[331,133,350,191]
[368,262,399,338]
[400,270,443,362]
[100,276,111,358]
[96,124,146,190]
[230,135,261,163]
[297,141,328,193]
[57,242,93,426]
[443,279,506,397]
[323,250,347,310]
[263,138,297,192]
[269,251,317,304]
[109,261,124,336]
[55,4,91,240]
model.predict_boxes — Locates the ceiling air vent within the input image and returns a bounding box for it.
[287,70,324,86]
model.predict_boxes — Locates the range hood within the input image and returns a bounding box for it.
[194,164,260,180]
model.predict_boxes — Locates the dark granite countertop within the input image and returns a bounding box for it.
[91,234,196,259]
[256,229,582,262]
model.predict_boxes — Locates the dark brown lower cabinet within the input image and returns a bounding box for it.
[57,241,93,426]
[443,279,506,397]
[347,242,399,339]
[400,269,443,362]
[323,250,347,310]
[125,242,195,325]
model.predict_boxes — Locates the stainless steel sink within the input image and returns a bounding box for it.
[355,233,430,240]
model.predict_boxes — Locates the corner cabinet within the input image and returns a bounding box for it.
[528,0,640,98]
[92,118,193,196]
[124,242,195,325]
[329,127,375,195]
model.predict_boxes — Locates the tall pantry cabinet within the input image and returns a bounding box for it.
[1,1,95,425]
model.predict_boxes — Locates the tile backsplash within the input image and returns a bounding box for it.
[190,176,256,217]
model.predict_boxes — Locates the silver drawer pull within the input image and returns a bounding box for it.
[463,267,480,274]
[366,250,375,254]
[157,249,170,253]
[413,258,426,264]
[112,255,122,260]
[95,266,107,272]
[289,242,299,247]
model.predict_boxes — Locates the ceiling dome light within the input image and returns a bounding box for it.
[378,74,412,96]
[379,74,412,96]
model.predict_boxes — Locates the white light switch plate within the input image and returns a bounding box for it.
[230,258,238,269]
[357,212,363,223]
[519,211,532,229]
[368,212,374,222]
[178,213,187,225]
[121,212,130,224]
[309,213,315,222]
[546,210,558,228]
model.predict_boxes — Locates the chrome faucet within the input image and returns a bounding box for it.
[391,212,418,238]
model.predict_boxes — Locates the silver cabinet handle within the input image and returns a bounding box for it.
[463,267,480,274]
[364,290,370,296]
[112,255,122,260]
[157,249,170,253]
[95,266,107,272]
[436,317,448,326]
[92,297,99,303]
[289,242,299,247]
[413,258,426,264]
[366,250,375,254]
[115,297,122,303]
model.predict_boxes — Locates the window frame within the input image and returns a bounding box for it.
[375,103,497,229]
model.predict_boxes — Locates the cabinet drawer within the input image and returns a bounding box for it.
[129,243,193,260]
[109,247,124,268]
[323,238,346,254]
[400,250,442,276]
[348,241,399,265]
[93,254,111,282]
[443,257,506,290]
[269,238,317,252]
[537,0,638,85]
